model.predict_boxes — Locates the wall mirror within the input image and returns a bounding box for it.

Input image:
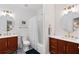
[61,12,79,33]
[0,14,14,36]
[73,17,79,31]
[6,15,14,31]
[7,20,13,31]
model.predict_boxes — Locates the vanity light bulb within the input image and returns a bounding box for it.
[72,5,75,8]
[2,11,6,16]
[9,13,14,18]
[67,6,71,10]
[64,8,66,10]
[71,7,77,12]
[62,9,69,15]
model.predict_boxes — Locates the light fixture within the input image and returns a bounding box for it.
[1,10,14,18]
[64,7,66,10]
[62,5,78,15]
[72,5,75,8]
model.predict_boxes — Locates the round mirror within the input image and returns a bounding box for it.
[0,14,14,31]
[0,14,14,36]
[61,12,79,33]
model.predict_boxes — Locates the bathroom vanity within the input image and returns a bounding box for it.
[49,37,79,54]
[0,35,18,54]
[49,11,79,54]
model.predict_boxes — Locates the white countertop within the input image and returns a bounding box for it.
[49,35,79,44]
[0,35,18,39]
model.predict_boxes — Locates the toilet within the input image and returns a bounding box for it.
[18,36,31,52]
[21,36,31,52]
[23,40,30,52]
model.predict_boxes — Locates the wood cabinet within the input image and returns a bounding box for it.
[57,40,66,54]
[0,38,8,53]
[0,36,18,54]
[7,37,18,52]
[66,42,78,54]
[49,37,79,54]
[49,38,58,53]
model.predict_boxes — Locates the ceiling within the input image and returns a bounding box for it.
[0,4,43,19]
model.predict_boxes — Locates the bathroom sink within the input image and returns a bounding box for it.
[49,35,79,44]
[0,35,18,38]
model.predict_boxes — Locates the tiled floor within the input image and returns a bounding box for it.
[17,48,26,54]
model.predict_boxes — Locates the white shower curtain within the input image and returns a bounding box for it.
[28,16,38,50]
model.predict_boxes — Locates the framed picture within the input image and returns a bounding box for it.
[22,20,26,25]
[19,20,27,28]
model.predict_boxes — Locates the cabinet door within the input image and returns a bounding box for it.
[57,40,66,54]
[0,38,8,53]
[49,38,58,54]
[7,37,18,51]
[66,42,78,54]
